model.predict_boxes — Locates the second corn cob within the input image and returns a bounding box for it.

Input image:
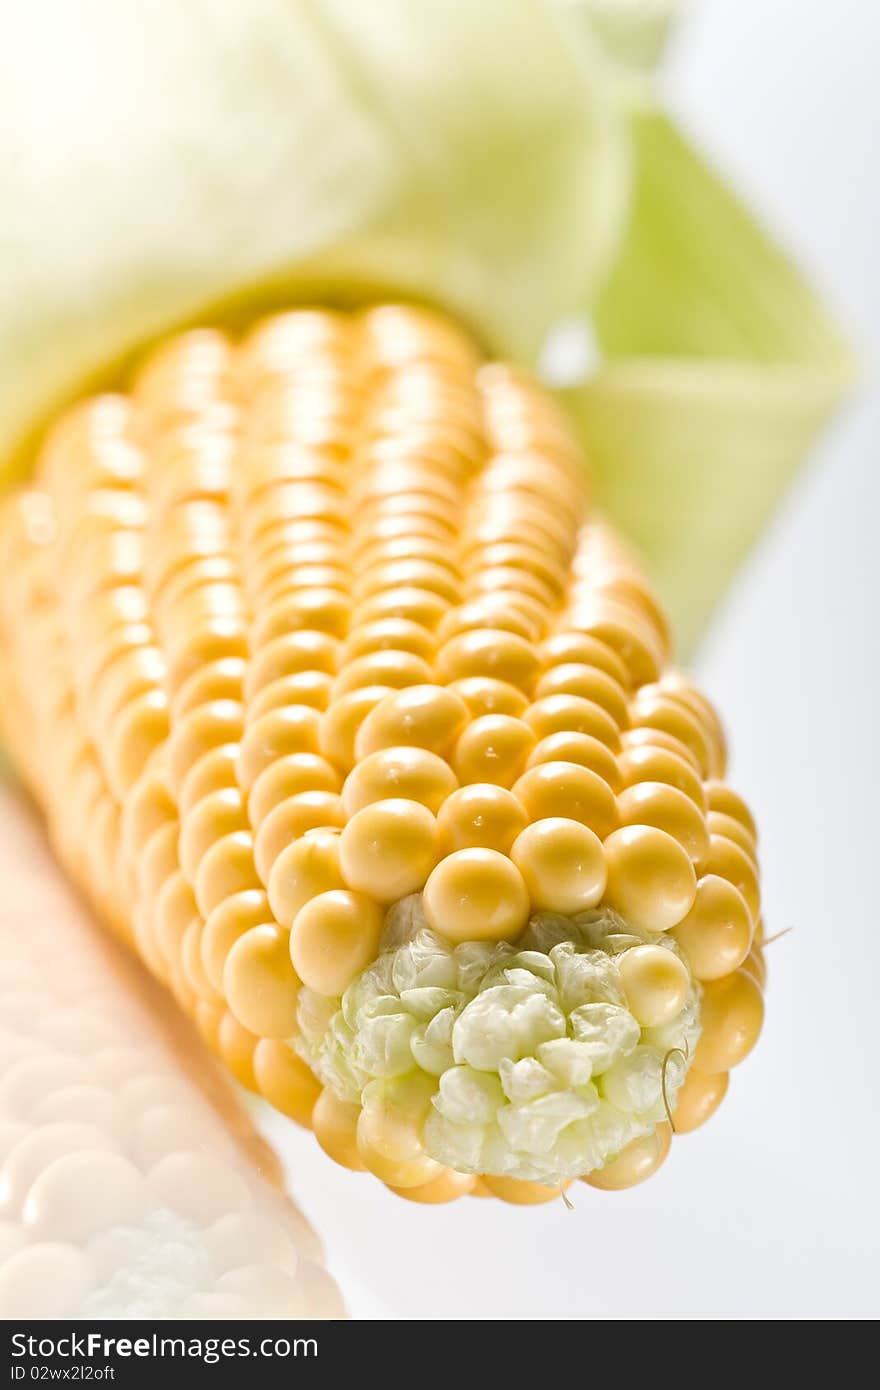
[0,304,765,1203]
[0,785,342,1318]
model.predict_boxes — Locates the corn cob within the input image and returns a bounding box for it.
[0,304,766,1204]
[0,784,342,1318]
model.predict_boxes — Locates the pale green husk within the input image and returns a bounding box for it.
[566,107,854,651]
[0,2,851,645]
[0,0,625,479]
[296,900,700,1184]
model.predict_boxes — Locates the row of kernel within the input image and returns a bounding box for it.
[132,332,273,1073]
[566,527,765,1086]
[572,520,672,658]
[318,310,482,775]
[554,521,668,689]
[213,312,363,1120]
[453,366,584,668]
[36,394,143,513]
[573,529,764,1080]
[0,492,64,799]
[202,316,354,1113]
[233,313,355,764]
[37,402,151,935]
[36,542,125,936]
[349,309,480,590]
[266,313,487,1087]
[133,327,237,442]
[234,312,359,654]
[297,313,484,1009]
[116,360,238,983]
[390,370,591,852]
[49,403,163,813]
[0,496,65,813]
[117,355,227,992]
[132,332,247,1035]
[545,513,764,1082]
[229,317,367,1109]
[39,393,180,961]
[233,315,356,905]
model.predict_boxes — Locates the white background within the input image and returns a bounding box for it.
[265,0,880,1318]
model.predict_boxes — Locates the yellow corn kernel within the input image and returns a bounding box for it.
[436,629,541,689]
[617,741,706,810]
[247,670,333,720]
[509,817,606,915]
[616,780,710,868]
[535,663,628,728]
[224,924,301,1038]
[166,700,244,796]
[451,713,535,787]
[524,693,620,749]
[172,657,246,718]
[355,1074,441,1189]
[312,1087,366,1172]
[388,1169,477,1204]
[318,685,394,771]
[201,890,273,993]
[436,783,528,854]
[741,945,767,990]
[673,875,752,980]
[247,752,341,829]
[253,791,345,881]
[341,746,457,816]
[618,944,690,1027]
[339,798,441,901]
[603,825,697,933]
[354,684,468,759]
[540,631,630,688]
[583,1123,672,1191]
[447,677,530,719]
[705,833,761,920]
[422,847,529,943]
[236,706,322,790]
[217,1011,259,1092]
[629,690,712,778]
[512,761,617,840]
[267,828,344,930]
[694,969,764,1073]
[194,831,262,919]
[672,1066,729,1133]
[526,730,621,791]
[252,1039,321,1126]
[290,889,384,996]
[705,780,758,839]
[178,787,248,883]
[480,1176,568,1205]
[178,745,239,817]
[707,810,758,864]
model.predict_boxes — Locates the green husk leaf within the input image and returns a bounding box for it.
[563,108,853,651]
[0,0,626,481]
[0,3,851,648]
[551,0,680,89]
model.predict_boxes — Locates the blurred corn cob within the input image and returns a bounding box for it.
[0,785,343,1318]
[0,304,766,1204]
